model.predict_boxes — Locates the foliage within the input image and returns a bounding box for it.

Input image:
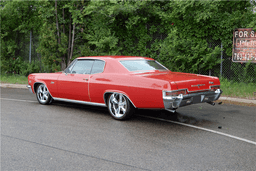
[220,78,256,99]
[229,62,256,83]
[0,57,47,76]
[0,73,28,84]
[0,1,42,72]
[1,0,255,84]
[20,61,43,76]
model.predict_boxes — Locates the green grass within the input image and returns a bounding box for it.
[0,74,28,84]
[220,78,256,99]
[1,74,255,99]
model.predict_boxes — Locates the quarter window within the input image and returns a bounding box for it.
[91,60,105,74]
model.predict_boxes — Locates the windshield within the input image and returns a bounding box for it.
[120,60,168,72]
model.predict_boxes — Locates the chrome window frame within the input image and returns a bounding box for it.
[65,59,106,75]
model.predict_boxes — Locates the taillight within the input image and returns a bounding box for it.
[165,90,187,96]
[210,85,220,91]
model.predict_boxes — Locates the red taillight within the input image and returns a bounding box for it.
[211,86,220,91]
[166,90,187,96]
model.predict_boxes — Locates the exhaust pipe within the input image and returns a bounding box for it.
[207,101,215,106]
[166,109,176,113]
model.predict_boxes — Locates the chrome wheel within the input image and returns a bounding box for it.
[36,84,52,104]
[107,93,134,120]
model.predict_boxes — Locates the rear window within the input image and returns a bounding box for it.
[120,60,167,72]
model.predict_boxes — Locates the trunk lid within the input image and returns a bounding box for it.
[134,71,219,92]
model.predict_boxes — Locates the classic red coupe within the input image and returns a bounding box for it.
[28,56,222,120]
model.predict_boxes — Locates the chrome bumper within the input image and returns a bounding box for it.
[163,89,222,110]
[27,85,33,93]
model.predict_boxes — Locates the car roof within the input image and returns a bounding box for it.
[76,56,154,60]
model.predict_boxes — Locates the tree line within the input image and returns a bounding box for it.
[1,0,255,75]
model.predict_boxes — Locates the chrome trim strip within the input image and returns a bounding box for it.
[53,97,107,107]
[163,84,221,95]
[162,89,188,99]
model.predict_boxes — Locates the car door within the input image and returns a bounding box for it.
[57,59,94,102]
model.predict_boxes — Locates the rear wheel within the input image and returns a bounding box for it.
[107,93,134,120]
[36,84,52,105]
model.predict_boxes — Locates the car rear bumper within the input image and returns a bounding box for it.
[163,89,222,110]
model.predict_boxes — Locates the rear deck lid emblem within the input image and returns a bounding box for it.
[191,84,205,88]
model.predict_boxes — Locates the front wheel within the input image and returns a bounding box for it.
[107,93,134,120]
[36,84,53,105]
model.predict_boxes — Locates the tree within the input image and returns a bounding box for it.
[1,0,255,76]
[158,0,255,73]
[0,1,42,74]
[37,0,90,71]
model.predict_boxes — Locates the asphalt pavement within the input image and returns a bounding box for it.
[1,86,256,170]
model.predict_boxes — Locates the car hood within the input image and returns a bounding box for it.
[133,71,220,92]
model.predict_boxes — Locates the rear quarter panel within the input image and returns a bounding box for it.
[89,73,171,108]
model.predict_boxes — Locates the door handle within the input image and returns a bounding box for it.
[83,78,89,81]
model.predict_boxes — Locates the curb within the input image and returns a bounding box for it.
[219,97,256,105]
[1,83,28,89]
[1,83,256,105]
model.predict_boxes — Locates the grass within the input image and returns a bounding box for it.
[220,78,256,100]
[0,74,28,84]
[1,74,255,100]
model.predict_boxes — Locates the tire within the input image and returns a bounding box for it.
[36,84,53,105]
[107,93,134,120]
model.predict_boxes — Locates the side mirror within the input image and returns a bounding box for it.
[64,69,68,75]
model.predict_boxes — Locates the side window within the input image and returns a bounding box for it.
[71,60,94,74]
[91,60,105,74]
[64,59,77,73]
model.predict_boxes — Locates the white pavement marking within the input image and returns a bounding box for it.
[2,97,256,146]
[137,115,256,146]
[0,98,37,103]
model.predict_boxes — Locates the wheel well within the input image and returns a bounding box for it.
[104,92,136,108]
[104,93,112,106]
[33,83,42,93]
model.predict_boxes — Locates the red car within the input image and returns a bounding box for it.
[28,56,222,120]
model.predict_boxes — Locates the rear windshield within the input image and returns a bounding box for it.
[120,60,167,72]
